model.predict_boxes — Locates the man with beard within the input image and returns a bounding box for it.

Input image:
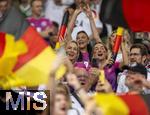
[117,43,150,94]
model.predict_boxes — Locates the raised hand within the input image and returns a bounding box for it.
[103,52,115,68]
[66,73,81,90]
[74,7,83,16]
[96,79,113,93]
[131,76,150,89]
[50,52,65,75]
[89,67,100,77]
[85,4,93,19]
[107,57,115,66]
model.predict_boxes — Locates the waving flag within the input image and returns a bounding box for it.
[100,0,150,32]
[0,32,27,88]
[94,93,150,115]
[0,27,66,89]
[119,94,150,115]
[55,10,69,50]
[94,93,129,115]
[58,10,69,42]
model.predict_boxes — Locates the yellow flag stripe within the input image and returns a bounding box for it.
[94,93,129,115]
[0,34,27,77]
[116,27,124,36]
[14,47,55,86]
[99,70,105,84]
[0,32,66,89]
[14,47,66,87]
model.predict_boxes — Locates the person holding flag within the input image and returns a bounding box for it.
[91,32,128,91]
[55,10,70,50]
[65,4,102,69]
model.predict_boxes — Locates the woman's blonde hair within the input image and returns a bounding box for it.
[106,30,132,51]
[106,30,117,51]
[65,40,80,61]
[56,82,71,108]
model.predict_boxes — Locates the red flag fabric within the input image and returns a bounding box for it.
[122,0,150,32]
[0,33,5,57]
[100,0,150,32]
[119,94,149,115]
[13,26,48,71]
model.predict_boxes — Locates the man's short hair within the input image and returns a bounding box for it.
[127,63,147,79]
[30,0,42,6]
[130,43,148,56]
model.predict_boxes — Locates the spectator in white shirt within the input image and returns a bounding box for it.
[70,0,103,40]
[117,43,150,94]
[44,0,67,26]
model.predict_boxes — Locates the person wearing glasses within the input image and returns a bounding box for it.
[117,43,150,94]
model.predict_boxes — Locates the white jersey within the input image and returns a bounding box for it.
[70,93,85,115]
[71,11,103,40]
[116,71,129,93]
[67,109,80,115]
[44,0,67,26]
[117,69,150,94]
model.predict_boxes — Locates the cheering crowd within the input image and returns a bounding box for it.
[0,0,150,115]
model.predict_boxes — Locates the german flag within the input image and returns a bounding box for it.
[94,93,150,115]
[0,26,66,89]
[0,32,28,88]
[100,0,150,32]
[119,94,150,115]
[55,10,69,50]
